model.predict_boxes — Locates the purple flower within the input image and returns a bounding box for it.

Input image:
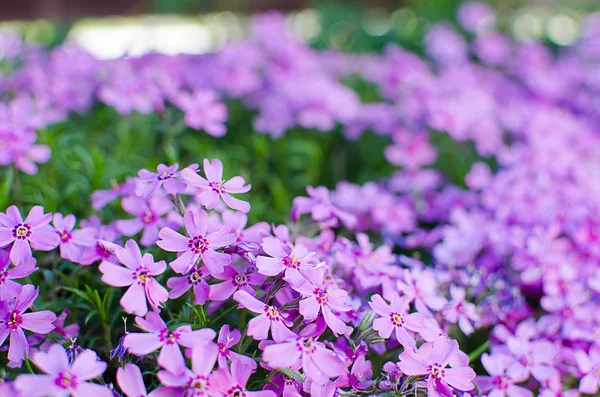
[157,209,236,275]
[368,292,424,348]
[14,344,112,397]
[575,344,600,394]
[99,239,168,316]
[115,196,177,247]
[398,337,476,397]
[505,338,557,382]
[255,237,316,281]
[156,340,218,395]
[442,286,479,336]
[0,250,37,300]
[90,179,136,211]
[123,311,215,373]
[263,336,347,386]
[210,359,276,397]
[291,186,357,229]
[181,159,251,213]
[167,264,210,305]
[0,284,56,366]
[291,268,351,335]
[216,325,257,370]
[477,353,532,397]
[335,354,373,390]
[233,290,296,342]
[118,363,177,397]
[0,205,59,265]
[175,89,228,137]
[52,214,97,263]
[135,163,193,198]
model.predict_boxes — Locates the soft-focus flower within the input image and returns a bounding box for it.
[118,363,177,397]
[52,213,97,263]
[175,89,228,137]
[0,250,37,300]
[14,344,111,397]
[0,284,56,365]
[477,353,532,397]
[575,344,600,394]
[157,209,236,275]
[99,239,168,316]
[0,205,59,265]
[115,196,177,246]
[291,186,356,229]
[135,163,192,198]
[182,159,251,213]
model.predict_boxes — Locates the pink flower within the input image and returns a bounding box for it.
[505,338,557,382]
[393,268,447,315]
[157,340,218,395]
[368,292,425,348]
[477,353,532,397]
[210,359,276,397]
[335,354,373,390]
[255,237,316,281]
[0,284,56,366]
[0,250,37,300]
[124,312,215,373]
[262,336,347,385]
[233,290,296,342]
[99,240,168,316]
[135,163,193,198]
[216,325,257,370]
[167,264,210,305]
[291,186,356,229]
[442,286,479,336]
[291,268,351,336]
[157,209,236,275]
[398,337,476,397]
[209,263,265,301]
[575,344,600,394]
[118,363,180,397]
[115,196,177,247]
[52,214,97,263]
[0,205,59,265]
[14,344,111,397]
[175,89,228,137]
[181,159,251,213]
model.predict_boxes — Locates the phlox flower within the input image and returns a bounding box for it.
[291,186,356,229]
[118,363,179,397]
[99,239,168,316]
[0,284,56,366]
[210,359,276,397]
[476,353,532,397]
[233,290,296,342]
[209,263,265,301]
[157,340,218,396]
[124,312,215,373]
[255,237,316,281]
[78,216,119,265]
[392,268,447,315]
[398,336,476,397]
[14,344,111,397]
[335,354,374,390]
[0,205,59,265]
[368,292,425,348]
[216,325,257,370]
[135,163,193,198]
[52,213,97,263]
[167,264,210,305]
[442,286,479,336]
[115,195,177,247]
[0,250,37,300]
[263,336,347,385]
[505,337,557,382]
[575,344,600,394]
[157,209,236,275]
[90,179,136,210]
[175,89,228,137]
[182,159,251,213]
[290,267,352,335]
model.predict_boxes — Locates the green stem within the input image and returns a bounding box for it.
[468,340,489,363]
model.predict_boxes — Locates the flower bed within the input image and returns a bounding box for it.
[1,3,600,397]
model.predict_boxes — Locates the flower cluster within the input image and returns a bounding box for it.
[0,2,599,397]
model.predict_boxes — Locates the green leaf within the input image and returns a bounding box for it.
[280,368,304,382]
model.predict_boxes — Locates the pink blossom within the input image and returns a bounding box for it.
[291,186,356,229]
[182,159,251,213]
[175,89,228,137]
[209,264,264,301]
[442,286,479,336]
[157,209,236,275]
[99,239,168,316]
[233,290,296,342]
[14,344,111,397]
[476,353,531,397]
[0,205,59,265]
[216,325,257,370]
[575,344,600,394]
[368,292,425,348]
[115,195,178,247]
[135,163,193,198]
[0,284,56,366]
[210,359,276,397]
[124,312,215,373]
[118,363,179,397]
[256,237,316,281]
[0,250,37,300]
[52,213,97,263]
[167,264,210,305]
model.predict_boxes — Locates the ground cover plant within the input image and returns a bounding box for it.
[1,2,600,396]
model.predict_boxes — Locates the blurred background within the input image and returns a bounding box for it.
[0,0,596,58]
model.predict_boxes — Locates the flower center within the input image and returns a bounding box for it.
[0,271,6,284]
[159,328,180,345]
[265,305,281,321]
[232,273,248,287]
[389,312,404,327]
[492,375,509,390]
[58,230,72,243]
[158,171,172,181]
[283,255,300,269]
[189,235,209,254]
[298,337,316,353]
[134,267,150,285]
[142,211,156,225]
[188,268,204,284]
[96,242,111,259]
[313,287,328,305]
[6,311,22,331]
[209,181,225,194]
[188,374,209,390]
[226,386,246,397]
[12,224,32,240]
[427,362,445,379]
[55,371,78,390]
